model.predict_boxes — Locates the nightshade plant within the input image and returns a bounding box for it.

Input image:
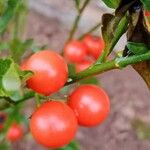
[0,0,150,149]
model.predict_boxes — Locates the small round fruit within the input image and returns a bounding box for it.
[64,40,88,63]
[21,50,68,96]
[83,34,104,59]
[68,85,110,127]
[6,123,23,142]
[75,60,93,72]
[30,101,78,148]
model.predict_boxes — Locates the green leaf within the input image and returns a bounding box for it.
[19,70,33,82]
[99,13,128,62]
[140,0,150,10]
[12,0,28,39]
[0,58,31,101]
[0,0,20,33]
[9,38,33,62]
[2,62,22,101]
[0,59,12,97]
[101,0,121,9]
[79,77,99,85]
[55,140,80,150]
[127,42,150,55]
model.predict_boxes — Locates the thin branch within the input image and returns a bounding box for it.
[15,91,35,104]
[66,0,91,43]
[3,52,150,106]
[66,51,150,85]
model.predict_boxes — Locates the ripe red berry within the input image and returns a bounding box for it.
[6,123,23,142]
[30,101,78,148]
[68,85,110,127]
[64,40,88,63]
[21,50,68,96]
[75,59,93,72]
[83,34,104,59]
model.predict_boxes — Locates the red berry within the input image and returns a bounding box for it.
[75,59,93,72]
[83,34,104,59]
[64,40,88,63]
[21,50,68,96]
[30,101,78,148]
[6,123,23,142]
[68,85,110,127]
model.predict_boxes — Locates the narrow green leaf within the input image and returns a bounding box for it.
[0,0,20,33]
[140,0,150,10]
[9,38,33,62]
[127,42,150,55]
[99,13,128,62]
[101,0,121,9]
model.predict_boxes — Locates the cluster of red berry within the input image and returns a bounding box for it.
[64,34,105,72]
[20,34,110,148]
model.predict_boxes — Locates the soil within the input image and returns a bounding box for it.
[12,7,150,150]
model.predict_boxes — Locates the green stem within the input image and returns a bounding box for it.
[66,51,150,85]
[3,52,150,106]
[35,93,41,107]
[15,91,35,104]
[5,97,16,105]
[13,14,19,39]
[66,0,91,42]
[67,15,81,42]
[4,91,35,106]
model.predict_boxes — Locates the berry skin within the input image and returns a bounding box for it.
[6,123,23,142]
[21,50,68,96]
[83,34,105,59]
[64,40,88,63]
[30,101,78,148]
[68,85,110,127]
[75,59,93,72]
